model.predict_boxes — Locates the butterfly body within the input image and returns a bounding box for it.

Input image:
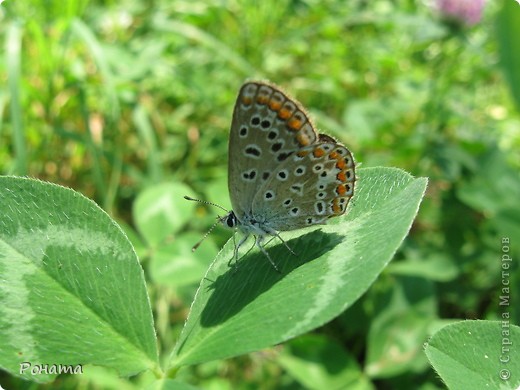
[221,81,356,270]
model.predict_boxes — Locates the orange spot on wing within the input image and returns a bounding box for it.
[336,171,347,182]
[336,184,346,196]
[328,151,338,159]
[257,94,269,104]
[332,198,343,214]
[269,99,282,111]
[313,148,325,158]
[297,150,309,157]
[278,108,292,119]
[242,96,253,105]
[288,118,303,130]
[336,159,346,170]
[296,133,310,146]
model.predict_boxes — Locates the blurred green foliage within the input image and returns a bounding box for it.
[1,0,519,389]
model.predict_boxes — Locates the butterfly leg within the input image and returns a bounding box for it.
[266,228,298,257]
[255,235,281,273]
[229,233,249,268]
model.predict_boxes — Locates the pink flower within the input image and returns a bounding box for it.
[436,0,485,26]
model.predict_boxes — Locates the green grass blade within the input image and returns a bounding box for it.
[71,19,120,119]
[154,18,255,76]
[496,1,520,111]
[6,22,26,175]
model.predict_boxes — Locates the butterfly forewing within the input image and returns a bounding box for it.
[228,82,317,218]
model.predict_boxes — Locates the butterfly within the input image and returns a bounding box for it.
[187,81,356,271]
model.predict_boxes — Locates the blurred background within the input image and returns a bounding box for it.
[1,0,519,389]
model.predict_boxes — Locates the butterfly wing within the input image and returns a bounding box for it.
[228,81,320,220]
[252,140,355,231]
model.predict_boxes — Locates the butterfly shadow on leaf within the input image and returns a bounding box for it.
[199,229,343,327]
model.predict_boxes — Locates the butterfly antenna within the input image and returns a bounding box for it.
[184,195,229,251]
[190,218,223,252]
[184,196,229,213]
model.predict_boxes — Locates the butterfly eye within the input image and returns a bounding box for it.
[222,212,238,228]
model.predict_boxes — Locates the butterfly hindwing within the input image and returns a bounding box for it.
[252,141,355,231]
